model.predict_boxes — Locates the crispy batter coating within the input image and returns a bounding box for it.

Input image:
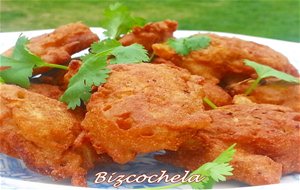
[226,79,300,112]
[2,22,99,73]
[119,20,177,53]
[63,59,82,88]
[0,84,97,186]
[153,33,299,83]
[157,104,300,185]
[82,63,212,164]
[28,83,63,100]
[202,81,232,108]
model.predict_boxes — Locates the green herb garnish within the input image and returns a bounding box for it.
[143,144,236,190]
[244,59,300,95]
[0,36,68,88]
[102,3,145,40]
[167,35,211,56]
[0,76,4,84]
[203,97,218,109]
[60,39,149,109]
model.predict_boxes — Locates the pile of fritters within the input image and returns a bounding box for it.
[0,20,299,187]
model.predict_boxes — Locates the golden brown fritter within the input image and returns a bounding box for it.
[2,22,99,74]
[152,33,299,83]
[119,20,178,53]
[202,81,232,108]
[63,59,82,89]
[82,63,212,164]
[157,104,300,185]
[28,83,63,100]
[0,84,97,186]
[225,79,300,112]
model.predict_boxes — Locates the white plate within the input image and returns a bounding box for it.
[0,28,299,190]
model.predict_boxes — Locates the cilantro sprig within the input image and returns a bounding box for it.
[167,35,211,56]
[244,59,300,95]
[143,144,236,190]
[0,36,68,88]
[102,3,145,39]
[61,3,149,109]
[60,39,149,109]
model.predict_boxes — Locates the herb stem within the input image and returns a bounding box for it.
[203,97,217,109]
[149,53,155,62]
[42,63,68,70]
[245,78,261,95]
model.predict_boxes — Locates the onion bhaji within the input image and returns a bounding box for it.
[152,33,299,83]
[225,79,300,112]
[0,84,97,186]
[2,22,99,74]
[157,104,300,185]
[82,63,213,164]
[119,20,178,53]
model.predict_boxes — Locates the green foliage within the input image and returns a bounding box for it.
[0,36,67,88]
[143,144,236,190]
[102,3,145,39]
[110,44,149,64]
[167,36,211,55]
[60,39,149,109]
[244,59,300,95]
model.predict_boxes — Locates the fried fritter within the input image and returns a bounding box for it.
[225,79,300,112]
[152,33,299,83]
[119,20,177,53]
[82,63,212,164]
[157,104,300,185]
[63,59,82,89]
[202,81,232,108]
[2,22,99,74]
[28,83,63,100]
[0,84,97,186]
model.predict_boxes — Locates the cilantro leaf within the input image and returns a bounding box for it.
[185,36,211,51]
[60,55,110,109]
[213,143,236,164]
[167,35,211,55]
[167,38,189,55]
[60,39,149,109]
[244,59,300,95]
[110,44,149,64]
[0,36,68,88]
[186,144,236,189]
[0,56,34,88]
[102,3,145,39]
[142,144,236,190]
[90,39,121,54]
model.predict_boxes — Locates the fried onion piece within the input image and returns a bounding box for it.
[0,84,97,186]
[119,20,178,53]
[82,63,211,164]
[153,33,299,83]
[2,22,99,74]
[157,104,300,185]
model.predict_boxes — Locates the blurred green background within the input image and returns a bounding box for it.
[1,0,299,42]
